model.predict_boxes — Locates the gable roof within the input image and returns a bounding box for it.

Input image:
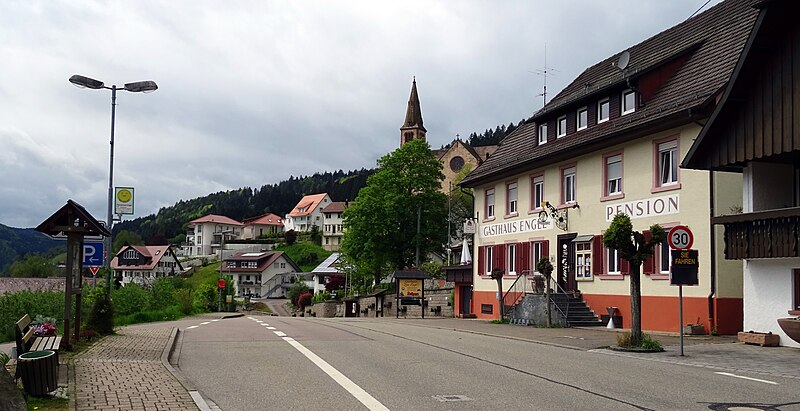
[111,245,180,271]
[288,193,329,217]
[311,253,341,274]
[242,213,283,226]
[189,214,242,226]
[221,250,302,273]
[321,202,347,213]
[461,0,759,187]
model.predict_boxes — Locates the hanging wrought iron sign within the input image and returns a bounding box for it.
[537,201,569,231]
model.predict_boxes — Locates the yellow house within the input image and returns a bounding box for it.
[459,0,759,334]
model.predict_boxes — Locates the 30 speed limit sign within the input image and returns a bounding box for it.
[668,225,693,250]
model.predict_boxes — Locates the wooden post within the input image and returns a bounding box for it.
[63,233,79,349]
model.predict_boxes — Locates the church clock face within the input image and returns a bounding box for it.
[450,156,465,172]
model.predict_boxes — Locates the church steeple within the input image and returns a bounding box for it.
[400,77,427,147]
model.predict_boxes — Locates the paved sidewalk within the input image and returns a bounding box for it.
[72,325,198,410]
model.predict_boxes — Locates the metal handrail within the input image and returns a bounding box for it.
[546,276,571,321]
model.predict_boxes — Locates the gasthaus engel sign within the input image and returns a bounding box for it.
[480,217,552,238]
[605,194,679,221]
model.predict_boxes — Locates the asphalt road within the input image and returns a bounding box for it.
[176,316,800,411]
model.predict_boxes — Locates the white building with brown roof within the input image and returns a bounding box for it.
[321,202,347,251]
[221,250,301,298]
[112,245,183,286]
[241,213,284,239]
[283,193,331,232]
[184,214,243,257]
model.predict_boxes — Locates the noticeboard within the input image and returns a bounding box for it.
[670,249,699,286]
[399,279,422,297]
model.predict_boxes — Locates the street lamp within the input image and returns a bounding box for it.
[69,74,158,295]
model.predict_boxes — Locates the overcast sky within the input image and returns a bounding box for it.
[0,0,723,228]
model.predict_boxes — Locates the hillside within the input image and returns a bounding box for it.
[115,169,373,244]
[0,224,62,274]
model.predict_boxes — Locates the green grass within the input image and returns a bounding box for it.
[115,306,187,326]
[184,262,221,288]
[27,396,68,410]
[274,242,331,272]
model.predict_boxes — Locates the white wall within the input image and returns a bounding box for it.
[744,258,800,348]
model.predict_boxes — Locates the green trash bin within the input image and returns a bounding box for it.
[17,350,58,396]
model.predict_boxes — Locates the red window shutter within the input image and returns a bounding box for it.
[621,257,630,275]
[495,244,506,272]
[642,230,655,275]
[478,246,485,275]
[592,235,604,275]
[519,242,530,274]
[542,240,550,261]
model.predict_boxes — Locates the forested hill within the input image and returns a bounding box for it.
[115,168,373,244]
[465,121,523,147]
[0,224,62,272]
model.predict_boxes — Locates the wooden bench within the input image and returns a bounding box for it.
[15,314,62,358]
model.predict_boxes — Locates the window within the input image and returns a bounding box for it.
[562,166,576,204]
[598,99,610,123]
[605,154,623,196]
[557,116,567,137]
[622,90,636,114]
[280,262,286,268]
[576,242,592,279]
[538,123,547,145]
[577,107,588,130]
[531,175,544,210]
[507,244,517,275]
[450,156,465,172]
[123,249,137,259]
[658,140,678,186]
[659,238,672,274]
[486,189,495,218]
[507,182,518,215]
[608,248,621,274]
[226,261,236,268]
[485,246,494,275]
[532,241,544,272]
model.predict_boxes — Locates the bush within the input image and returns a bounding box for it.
[297,292,313,309]
[112,283,152,316]
[0,291,64,343]
[325,275,345,292]
[115,306,183,326]
[285,229,297,245]
[86,296,114,335]
[173,288,194,315]
[312,291,331,304]
[193,281,218,312]
[616,332,663,351]
[287,282,310,307]
[149,278,176,310]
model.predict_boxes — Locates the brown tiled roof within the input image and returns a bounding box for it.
[461,0,759,187]
[242,213,283,226]
[111,245,175,270]
[189,214,242,226]
[322,202,347,213]
[288,193,328,217]
[220,251,301,273]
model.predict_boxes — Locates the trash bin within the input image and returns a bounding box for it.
[17,350,58,396]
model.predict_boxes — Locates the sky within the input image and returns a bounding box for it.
[0,0,723,228]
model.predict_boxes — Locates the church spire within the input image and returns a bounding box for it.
[400,77,426,147]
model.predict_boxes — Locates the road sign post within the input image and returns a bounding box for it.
[669,225,698,356]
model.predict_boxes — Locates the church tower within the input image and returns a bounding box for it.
[400,77,427,147]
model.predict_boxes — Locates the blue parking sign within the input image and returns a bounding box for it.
[83,242,104,266]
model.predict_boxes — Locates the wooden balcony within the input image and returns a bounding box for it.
[713,207,800,259]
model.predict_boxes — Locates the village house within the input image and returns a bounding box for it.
[241,213,284,239]
[283,193,331,233]
[112,245,183,286]
[221,250,301,298]
[321,203,346,251]
[459,0,759,334]
[184,214,242,257]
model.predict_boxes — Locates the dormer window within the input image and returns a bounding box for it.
[622,90,636,115]
[557,116,567,138]
[598,99,610,123]
[538,123,547,145]
[123,249,137,259]
[577,107,588,130]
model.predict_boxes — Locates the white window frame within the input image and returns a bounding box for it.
[507,243,517,275]
[622,90,636,115]
[123,249,136,259]
[562,166,576,204]
[598,99,610,123]
[485,246,494,275]
[575,242,592,279]
[577,107,588,130]
[608,247,621,274]
[507,182,518,215]
[659,238,672,274]
[486,189,495,218]
[557,116,567,138]
[532,175,544,210]
[606,154,623,196]
[532,242,544,271]
[538,123,547,145]
[658,140,679,186]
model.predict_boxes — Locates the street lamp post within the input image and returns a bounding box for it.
[69,74,157,296]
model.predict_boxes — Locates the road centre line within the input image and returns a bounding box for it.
[200,322,210,325]
[274,331,287,337]
[211,319,220,322]
[186,325,199,329]
[267,327,276,330]
[714,372,778,385]
[281,336,389,411]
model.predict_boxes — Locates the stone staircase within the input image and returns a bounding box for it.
[550,293,604,327]
[507,292,604,327]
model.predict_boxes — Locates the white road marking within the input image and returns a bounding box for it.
[211,319,220,322]
[200,322,210,325]
[247,317,254,320]
[266,327,276,330]
[187,326,199,329]
[255,320,263,323]
[282,337,389,411]
[715,372,778,385]
[274,331,287,337]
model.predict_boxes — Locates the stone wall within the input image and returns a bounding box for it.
[308,301,338,318]
[510,294,567,327]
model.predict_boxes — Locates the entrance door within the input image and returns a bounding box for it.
[460,285,473,316]
[557,234,578,292]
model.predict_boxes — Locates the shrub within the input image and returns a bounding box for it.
[312,291,331,304]
[325,275,345,292]
[0,291,64,343]
[149,278,176,310]
[287,282,309,307]
[285,229,297,245]
[115,306,183,326]
[193,281,218,312]
[112,283,152,316]
[297,292,313,309]
[86,296,114,335]
[173,288,194,315]
[616,332,663,350]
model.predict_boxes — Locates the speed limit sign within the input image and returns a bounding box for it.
[668,225,693,250]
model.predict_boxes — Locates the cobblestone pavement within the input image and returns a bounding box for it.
[73,326,197,410]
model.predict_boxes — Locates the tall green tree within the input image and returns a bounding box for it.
[602,213,665,346]
[113,230,144,255]
[342,139,448,285]
[8,255,59,278]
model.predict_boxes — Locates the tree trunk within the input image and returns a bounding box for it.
[629,264,642,346]
[496,278,504,320]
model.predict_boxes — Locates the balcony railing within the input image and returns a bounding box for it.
[713,207,800,259]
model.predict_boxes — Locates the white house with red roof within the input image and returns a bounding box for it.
[221,250,301,298]
[321,202,347,251]
[112,245,183,286]
[184,214,243,257]
[283,193,331,232]
[241,213,284,239]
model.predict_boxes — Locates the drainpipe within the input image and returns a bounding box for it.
[708,172,716,333]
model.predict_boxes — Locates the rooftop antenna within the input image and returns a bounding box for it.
[531,43,559,108]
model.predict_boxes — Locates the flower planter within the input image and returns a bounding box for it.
[683,324,705,335]
[737,331,780,347]
[777,317,800,344]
